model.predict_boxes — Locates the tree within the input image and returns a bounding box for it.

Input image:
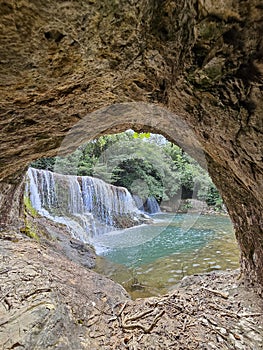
[31,132,222,207]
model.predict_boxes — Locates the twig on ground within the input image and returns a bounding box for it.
[117,301,128,317]
[124,308,155,323]
[122,310,165,333]
[201,287,229,299]
[238,312,263,318]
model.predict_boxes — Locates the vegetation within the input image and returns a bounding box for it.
[24,195,39,218]
[21,196,40,240]
[31,131,223,209]
[20,224,39,241]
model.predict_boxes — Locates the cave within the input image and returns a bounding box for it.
[0,0,262,348]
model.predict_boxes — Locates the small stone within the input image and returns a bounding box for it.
[218,327,227,335]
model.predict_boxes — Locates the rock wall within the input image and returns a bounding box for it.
[0,1,262,291]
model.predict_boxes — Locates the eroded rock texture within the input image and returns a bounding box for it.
[0,0,262,292]
[1,230,263,349]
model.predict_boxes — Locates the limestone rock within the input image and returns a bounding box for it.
[0,0,262,303]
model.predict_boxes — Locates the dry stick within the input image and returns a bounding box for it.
[182,316,188,332]
[208,303,239,319]
[124,308,155,323]
[117,301,128,317]
[122,310,165,333]
[86,316,100,327]
[210,303,263,319]
[212,329,229,341]
[137,334,144,342]
[201,287,229,299]
[117,301,128,328]
[0,287,14,303]
[108,301,127,322]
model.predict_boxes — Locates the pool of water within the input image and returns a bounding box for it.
[94,213,240,299]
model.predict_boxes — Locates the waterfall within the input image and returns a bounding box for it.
[145,196,160,214]
[26,167,140,242]
[132,195,145,212]
[132,194,160,214]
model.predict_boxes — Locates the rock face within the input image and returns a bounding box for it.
[1,231,263,349]
[0,0,262,294]
[0,229,129,350]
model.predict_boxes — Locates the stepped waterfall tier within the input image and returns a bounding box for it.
[26,167,146,242]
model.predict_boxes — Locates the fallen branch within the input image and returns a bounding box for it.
[0,287,14,303]
[117,301,128,317]
[182,316,188,332]
[208,303,238,318]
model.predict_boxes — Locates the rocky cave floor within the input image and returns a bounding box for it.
[0,218,263,350]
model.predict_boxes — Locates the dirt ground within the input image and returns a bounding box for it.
[0,224,262,350]
[106,270,263,349]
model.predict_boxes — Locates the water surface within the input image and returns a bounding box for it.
[94,213,239,298]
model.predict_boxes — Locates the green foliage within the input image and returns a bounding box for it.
[133,132,150,139]
[180,200,193,212]
[112,158,164,201]
[30,131,223,208]
[205,184,224,209]
[31,157,55,171]
[163,142,221,205]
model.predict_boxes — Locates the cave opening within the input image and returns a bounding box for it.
[1,1,262,347]
[27,123,239,299]
[1,101,262,297]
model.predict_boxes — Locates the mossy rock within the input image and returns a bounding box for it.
[24,196,39,218]
[20,225,39,241]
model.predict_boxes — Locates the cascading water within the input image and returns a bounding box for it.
[132,195,145,212]
[145,196,161,214]
[26,167,142,243]
[132,195,160,214]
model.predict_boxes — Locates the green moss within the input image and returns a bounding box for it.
[24,195,39,217]
[198,23,219,41]
[20,224,39,241]
[22,195,40,240]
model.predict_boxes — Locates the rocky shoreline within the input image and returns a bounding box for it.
[1,214,262,349]
[161,199,228,216]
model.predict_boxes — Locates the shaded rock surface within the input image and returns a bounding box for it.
[0,0,262,292]
[33,216,97,269]
[0,1,263,347]
[0,229,129,350]
[1,229,262,350]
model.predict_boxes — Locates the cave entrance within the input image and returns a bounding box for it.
[2,101,261,296]
[28,121,239,299]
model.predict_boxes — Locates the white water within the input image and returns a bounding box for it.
[132,195,160,214]
[26,167,141,243]
[145,196,160,214]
